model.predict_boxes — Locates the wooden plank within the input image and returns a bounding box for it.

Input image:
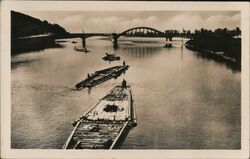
[109,121,129,149]
[64,85,134,149]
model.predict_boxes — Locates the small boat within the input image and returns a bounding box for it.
[63,85,137,149]
[72,41,77,44]
[102,53,121,61]
[74,46,90,53]
[75,65,129,89]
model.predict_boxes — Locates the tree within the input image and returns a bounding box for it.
[235,27,241,37]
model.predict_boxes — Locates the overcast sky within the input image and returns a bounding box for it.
[20,11,240,33]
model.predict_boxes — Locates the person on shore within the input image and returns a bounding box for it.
[122,79,127,88]
[123,60,126,66]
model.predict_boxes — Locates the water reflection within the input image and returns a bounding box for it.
[191,49,241,72]
[120,46,162,59]
[181,46,184,61]
[164,43,173,48]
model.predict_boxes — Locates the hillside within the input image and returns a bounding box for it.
[11,11,69,38]
[11,11,69,54]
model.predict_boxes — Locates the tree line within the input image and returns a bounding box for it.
[185,27,241,65]
[11,11,69,39]
[165,27,241,39]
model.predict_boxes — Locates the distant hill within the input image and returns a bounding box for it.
[11,11,69,54]
[11,10,69,38]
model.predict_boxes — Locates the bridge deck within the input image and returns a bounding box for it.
[54,27,185,40]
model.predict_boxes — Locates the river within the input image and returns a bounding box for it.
[11,37,241,149]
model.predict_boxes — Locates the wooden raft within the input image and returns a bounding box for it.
[63,86,137,149]
[75,65,129,89]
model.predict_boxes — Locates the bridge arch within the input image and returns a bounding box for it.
[66,26,176,48]
[118,27,165,38]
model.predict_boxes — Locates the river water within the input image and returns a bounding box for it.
[11,38,241,149]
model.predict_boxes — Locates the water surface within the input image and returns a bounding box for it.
[11,38,241,149]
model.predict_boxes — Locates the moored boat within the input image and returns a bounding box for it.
[63,85,137,149]
[102,53,121,61]
[75,65,129,90]
[74,46,89,53]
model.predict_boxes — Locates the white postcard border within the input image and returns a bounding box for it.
[1,1,249,159]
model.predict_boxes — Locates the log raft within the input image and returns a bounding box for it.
[75,65,129,90]
[63,85,137,149]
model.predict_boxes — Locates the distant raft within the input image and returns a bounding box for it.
[63,85,137,149]
[75,65,129,90]
[102,53,121,61]
[74,46,90,53]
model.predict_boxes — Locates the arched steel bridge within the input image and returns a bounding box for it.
[119,27,166,38]
[56,27,182,48]
[64,27,176,39]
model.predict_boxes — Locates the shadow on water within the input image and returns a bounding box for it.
[71,86,94,95]
[114,126,135,149]
[87,88,92,94]
[11,37,64,55]
[164,43,173,48]
[11,59,39,70]
[192,50,241,72]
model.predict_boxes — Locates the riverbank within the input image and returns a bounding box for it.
[11,36,63,55]
[185,36,241,70]
[11,11,68,55]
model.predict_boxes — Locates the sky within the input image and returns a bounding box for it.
[20,11,241,33]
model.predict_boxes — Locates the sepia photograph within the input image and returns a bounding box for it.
[1,1,249,159]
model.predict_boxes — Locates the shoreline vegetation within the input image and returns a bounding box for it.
[184,28,241,70]
[11,11,69,54]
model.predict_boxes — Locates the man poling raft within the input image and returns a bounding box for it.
[122,79,127,88]
[75,64,129,90]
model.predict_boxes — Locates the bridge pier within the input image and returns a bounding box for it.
[81,37,86,48]
[112,33,118,49]
[81,32,86,48]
